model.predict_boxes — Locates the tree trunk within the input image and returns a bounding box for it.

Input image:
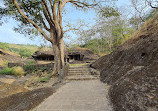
[51,38,65,76]
[52,44,61,75]
[59,37,65,68]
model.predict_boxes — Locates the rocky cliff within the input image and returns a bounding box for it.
[91,15,158,111]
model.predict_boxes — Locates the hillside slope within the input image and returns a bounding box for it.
[0,43,51,67]
[91,15,158,111]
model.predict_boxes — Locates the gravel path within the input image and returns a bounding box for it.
[33,80,113,111]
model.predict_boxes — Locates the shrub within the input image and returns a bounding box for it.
[27,60,35,65]
[13,66,25,76]
[0,67,14,75]
[23,64,36,72]
[0,67,25,76]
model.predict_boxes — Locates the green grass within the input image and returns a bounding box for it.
[23,64,36,72]
[0,67,15,75]
[0,67,25,76]
[0,42,51,58]
[40,78,49,82]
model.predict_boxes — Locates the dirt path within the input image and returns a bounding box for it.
[33,80,113,111]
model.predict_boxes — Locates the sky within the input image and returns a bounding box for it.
[0,0,130,46]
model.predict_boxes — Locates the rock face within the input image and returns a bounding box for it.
[91,15,158,111]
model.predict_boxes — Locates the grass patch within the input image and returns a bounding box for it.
[23,64,36,72]
[0,67,14,75]
[26,60,35,65]
[40,78,49,82]
[0,66,25,76]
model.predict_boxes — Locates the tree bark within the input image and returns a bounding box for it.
[59,37,65,67]
[52,44,62,75]
[50,31,65,76]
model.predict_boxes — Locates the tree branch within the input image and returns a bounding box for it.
[52,0,57,21]
[63,28,79,33]
[13,0,52,42]
[63,22,86,33]
[42,3,53,26]
[146,0,158,9]
[67,0,98,8]
[41,0,56,25]
[40,17,50,31]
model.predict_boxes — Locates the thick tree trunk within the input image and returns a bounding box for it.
[52,44,62,75]
[50,26,64,76]
[51,38,65,76]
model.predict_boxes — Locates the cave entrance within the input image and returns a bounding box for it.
[68,54,84,62]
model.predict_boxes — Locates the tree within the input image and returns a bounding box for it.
[78,8,136,54]
[130,0,158,29]
[0,0,101,75]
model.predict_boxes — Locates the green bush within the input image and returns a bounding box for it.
[0,67,25,76]
[23,64,36,72]
[0,67,14,75]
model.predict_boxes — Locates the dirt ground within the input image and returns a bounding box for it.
[0,79,64,111]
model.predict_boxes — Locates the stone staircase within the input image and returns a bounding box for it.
[66,64,99,80]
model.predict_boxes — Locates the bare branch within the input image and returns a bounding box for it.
[63,21,87,33]
[67,0,98,8]
[146,0,158,9]
[64,28,79,33]
[13,0,52,42]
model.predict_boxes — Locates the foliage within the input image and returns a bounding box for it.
[0,67,15,75]
[78,15,136,55]
[18,48,34,57]
[0,42,9,49]
[13,66,25,76]
[98,6,120,18]
[23,64,36,72]
[0,66,25,76]
[0,42,40,58]
[40,77,49,82]
[26,60,35,65]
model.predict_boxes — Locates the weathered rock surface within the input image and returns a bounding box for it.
[91,15,158,111]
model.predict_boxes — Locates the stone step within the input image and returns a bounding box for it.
[68,70,90,73]
[69,68,89,70]
[68,68,89,71]
[68,73,91,75]
[66,75,99,80]
[69,66,89,68]
[69,65,89,67]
